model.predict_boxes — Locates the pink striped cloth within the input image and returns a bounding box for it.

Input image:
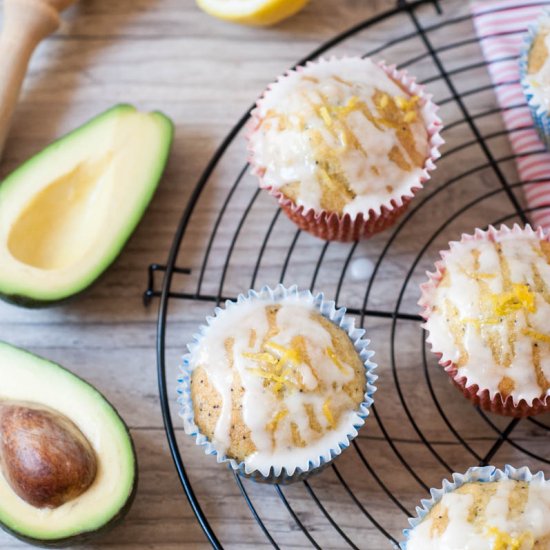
[471,0,550,229]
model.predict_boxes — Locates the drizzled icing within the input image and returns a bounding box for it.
[189,296,365,475]
[424,228,550,402]
[406,478,550,549]
[526,15,550,110]
[249,58,430,217]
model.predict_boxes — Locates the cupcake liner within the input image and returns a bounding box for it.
[400,465,548,549]
[177,284,378,484]
[247,57,444,242]
[419,224,550,417]
[520,12,550,149]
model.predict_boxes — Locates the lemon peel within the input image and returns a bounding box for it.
[491,284,536,317]
[322,398,336,428]
[464,271,496,279]
[522,328,550,344]
[486,525,534,550]
[462,284,537,329]
[326,347,347,374]
[266,408,288,433]
[265,340,302,365]
[319,106,332,127]
[196,0,309,27]
[245,341,303,394]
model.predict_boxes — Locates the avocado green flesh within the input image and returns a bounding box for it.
[0,342,137,545]
[0,104,173,306]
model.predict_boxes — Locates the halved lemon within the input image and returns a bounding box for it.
[196,0,309,26]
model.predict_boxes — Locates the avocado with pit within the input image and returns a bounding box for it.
[0,104,173,307]
[0,341,137,547]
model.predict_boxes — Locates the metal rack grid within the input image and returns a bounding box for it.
[145,0,550,547]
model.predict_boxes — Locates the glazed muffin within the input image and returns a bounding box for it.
[247,57,442,241]
[404,467,550,550]
[521,12,550,147]
[420,225,550,416]
[179,286,376,482]
[525,16,550,101]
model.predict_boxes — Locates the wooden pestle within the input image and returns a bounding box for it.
[0,0,76,161]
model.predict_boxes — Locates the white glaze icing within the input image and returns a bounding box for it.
[407,478,550,550]
[424,230,550,402]
[189,296,364,475]
[526,17,550,110]
[350,256,374,282]
[249,58,430,217]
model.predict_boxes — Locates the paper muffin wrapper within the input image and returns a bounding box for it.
[419,224,550,417]
[177,284,378,484]
[400,465,548,549]
[520,12,550,150]
[246,57,444,242]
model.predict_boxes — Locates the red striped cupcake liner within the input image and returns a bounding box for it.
[247,57,444,242]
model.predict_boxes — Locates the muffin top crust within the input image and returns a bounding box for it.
[249,57,431,217]
[526,17,550,110]
[422,227,550,403]
[407,478,550,550]
[188,296,366,474]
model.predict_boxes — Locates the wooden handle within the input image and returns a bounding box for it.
[0,0,76,161]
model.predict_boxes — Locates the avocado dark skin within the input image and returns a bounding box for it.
[0,344,139,548]
[0,104,173,308]
[1,477,138,549]
[0,264,116,309]
[0,428,138,549]
[1,481,138,549]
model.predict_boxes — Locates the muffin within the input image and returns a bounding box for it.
[420,225,550,417]
[178,285,377,483]
[247,57,443,241]
[402,465,550,550]
[521,12,550,148]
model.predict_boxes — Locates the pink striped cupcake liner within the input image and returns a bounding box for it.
[419,224,550,418]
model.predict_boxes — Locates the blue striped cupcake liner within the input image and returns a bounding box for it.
[399,465,548,549]
[177,284,377,484]
[520,11,550,149]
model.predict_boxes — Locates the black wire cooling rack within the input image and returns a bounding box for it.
[145,0,550,547]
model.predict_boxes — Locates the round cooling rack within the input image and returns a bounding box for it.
[145,0,550,547]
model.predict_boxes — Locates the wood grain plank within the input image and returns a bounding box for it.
[1,0,548,548]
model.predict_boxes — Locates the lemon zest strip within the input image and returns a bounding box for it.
[378,93,389,109]
[266,408,288,433]
[242,351,278,365]
[491,284,536,316]
[322,398,336,429]
[264,341,302,365]
[395,95,408,110]
[486,525,534,550]
[522,328,550,343]
[326,347,348,374]
[464,271,496,279]
[319,106,332,127]
[462,317,500,327]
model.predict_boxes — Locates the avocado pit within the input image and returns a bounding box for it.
[0,402,97,509]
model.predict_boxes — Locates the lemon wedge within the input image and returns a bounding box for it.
[196,0,309,26]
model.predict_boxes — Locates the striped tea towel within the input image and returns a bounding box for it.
[471,0,550,229]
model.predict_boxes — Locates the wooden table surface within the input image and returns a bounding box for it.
[1,0,549,548]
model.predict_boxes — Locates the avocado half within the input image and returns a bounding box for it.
[0,104,173,307]
[0,342,137,547]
